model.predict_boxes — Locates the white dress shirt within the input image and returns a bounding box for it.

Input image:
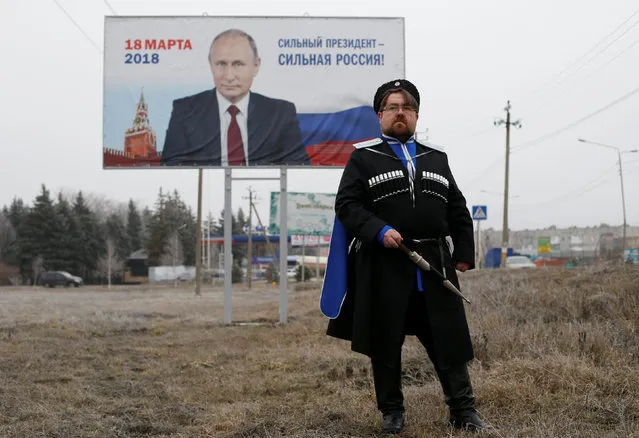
[217,90,250,166]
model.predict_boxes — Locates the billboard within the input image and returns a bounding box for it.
[624,248,638,263]
[103,16,405,168]
[269,192,335,235]
[538,236,552,254]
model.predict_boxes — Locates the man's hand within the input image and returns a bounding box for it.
[383,229,403,248]
[455,262,471,272]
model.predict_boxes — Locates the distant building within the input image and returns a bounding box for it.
[479,224,639,264]
[124,249,149,283]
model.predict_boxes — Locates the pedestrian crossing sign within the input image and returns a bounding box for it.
[472,205,487,220]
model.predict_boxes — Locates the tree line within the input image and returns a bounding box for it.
[0,184,250,285]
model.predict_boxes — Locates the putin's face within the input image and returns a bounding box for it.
[209,34,261,103]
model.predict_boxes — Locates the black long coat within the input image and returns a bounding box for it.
[326,138,475,368]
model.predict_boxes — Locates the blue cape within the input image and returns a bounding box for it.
[319,217,351,319]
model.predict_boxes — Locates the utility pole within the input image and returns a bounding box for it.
[494,101,521,268]
[250,201,279,277]
[301,235,306,282]
[618,149,628,255]
[206,211,213,272]
[242,187,255,289]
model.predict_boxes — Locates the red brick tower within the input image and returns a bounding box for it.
[124,90,157,158]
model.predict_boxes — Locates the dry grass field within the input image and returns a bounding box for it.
[1,265,638,437]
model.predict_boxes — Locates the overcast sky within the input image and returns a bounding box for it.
[1,0,638,232]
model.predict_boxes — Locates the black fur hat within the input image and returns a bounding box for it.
[373,79,420,113]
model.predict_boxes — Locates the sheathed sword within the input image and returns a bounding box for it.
[397,243,471,304]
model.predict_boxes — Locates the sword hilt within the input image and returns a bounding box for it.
[397,243,471,305]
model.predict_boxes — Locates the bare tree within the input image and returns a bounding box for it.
[8,274,22,286]
[160,231,184,267]
[59,189,127,222]
[31,256,44,286]
[97,239,123,288]
[85,193,127,223]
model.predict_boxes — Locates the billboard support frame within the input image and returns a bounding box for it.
[222,169,289,324]
[224,169,233,324]
[279,168,288,324]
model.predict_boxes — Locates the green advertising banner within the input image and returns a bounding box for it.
[269,192,335,235]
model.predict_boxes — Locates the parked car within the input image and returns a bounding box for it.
[39,271,84,287]
[505,256,537,269]
[176,272,193,281]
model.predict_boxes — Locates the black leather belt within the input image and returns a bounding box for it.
[404,237,445,250]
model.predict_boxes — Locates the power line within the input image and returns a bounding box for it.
[447,127,494,143]
[512,85,639,153]
[513,176,615,211]
[517,7,639,106]
[511,177,613,213]
[461,9,639,191]
[457,9,639,156]
[103,0,117,14]
[591,36,639,76]
[510,164,618,212]
[525,19,639,109]
[463,85,639,185]
[524,35,639,118]
[461,156,503,188]
[52,0,102,53]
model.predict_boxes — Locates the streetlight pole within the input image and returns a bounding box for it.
[494,101,521,267]
[577,138,638,256]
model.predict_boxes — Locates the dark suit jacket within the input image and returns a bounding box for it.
[160,89,309,166]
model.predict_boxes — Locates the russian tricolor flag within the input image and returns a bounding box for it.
[298,105,381,166]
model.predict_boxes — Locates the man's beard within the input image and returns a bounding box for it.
[384,117,414,142]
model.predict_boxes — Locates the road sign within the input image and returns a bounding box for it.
[472,205,487,220]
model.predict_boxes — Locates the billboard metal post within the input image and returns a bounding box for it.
[301,235,306,282]
[224,168,233,324]
[279,168,288,324]
[195,169,203,296]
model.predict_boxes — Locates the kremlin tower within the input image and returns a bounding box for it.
[104,89,161,166]
[124,90,158,158]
